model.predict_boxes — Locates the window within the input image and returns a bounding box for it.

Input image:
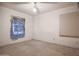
[10,16,25,40]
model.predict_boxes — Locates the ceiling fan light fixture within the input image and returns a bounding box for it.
[33,7,37,12]
[32,2,37,13]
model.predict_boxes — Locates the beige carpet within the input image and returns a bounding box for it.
[0,39,79,56]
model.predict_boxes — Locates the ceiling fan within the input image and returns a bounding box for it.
[27,2,58,13]
[32,2,39,13]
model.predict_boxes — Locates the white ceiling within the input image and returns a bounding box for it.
[0,2,77,16]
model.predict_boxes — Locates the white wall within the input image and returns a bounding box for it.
[0,6,32,46]
[33,5,79,48]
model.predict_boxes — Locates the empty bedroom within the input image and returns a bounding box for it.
[0,2,79,56]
